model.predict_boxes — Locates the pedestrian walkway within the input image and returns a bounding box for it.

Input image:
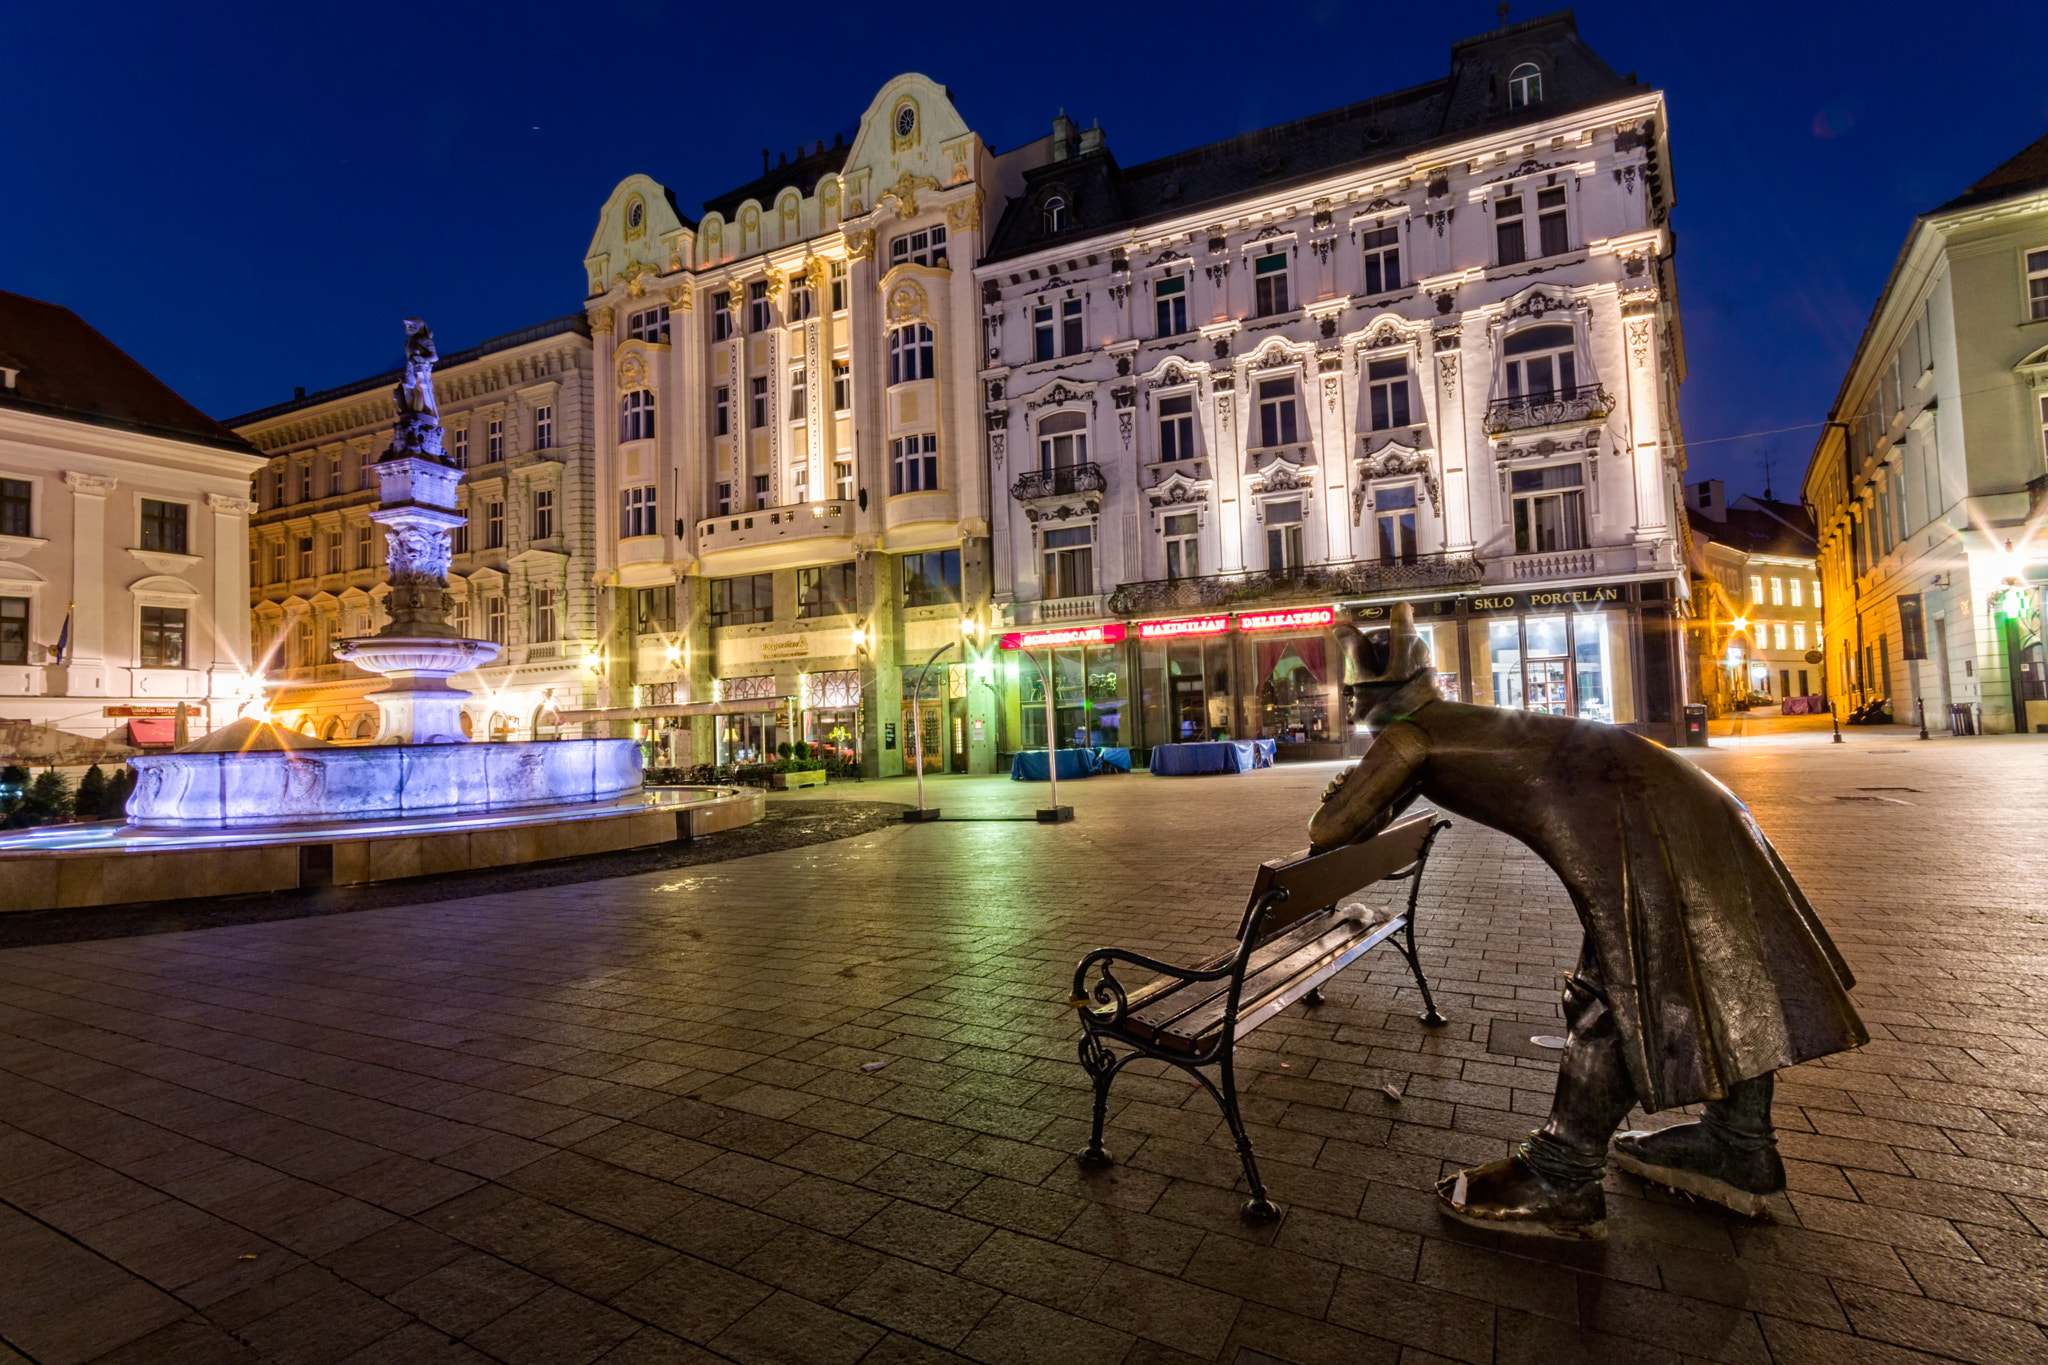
[0,743,2042,1363]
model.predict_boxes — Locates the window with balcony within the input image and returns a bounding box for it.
[1374,486,1418,564]
[891,433,938,493]
[1253,253,1290,316]
[619,485,658,538]
[533,488,554,540]
[789,366,807,421]
[140,499,188,554]
[534,404,553,450]
[793,463,808,502]
[1061,298,1084,355]
[1158,394,1194,461]
[2028,247,2048,320]
[747,474,766,509]
[533,587,558,644]
[1511,464,1587,554]
[1033,305,1055,361]
[888,324,935,384]
[139,606,187,668]
[1043,525,1093,599]
[1367,358,1411,430]
[798,562,857,618]
[1361,226,1401,296]
[1038,411,1087,470]
[627,305,670,343]
[452,426,470,467]
[1164,512,1198,579]
[485,501,505,549]
[619,389,656,442]
[833,360,850,411]
[903,549,961,607]
[1508,62,1543,108]
[0,597,26,665]
[1265,500,1304,570]
[890,226,947,267]
[748,280,770,332]
[834,460,853,500]
[1256,376,1298,447]
[712,291,734,340]
[830,261,848,312]
[710,573,773,626]
[715,481,732,515]
[1155,275,1188,335]
[485,595,505,644]
[1496,195,1527,266]
[750,376,768,428]
[1,478,30,537]
[1504,324,1578,400]
[487,417,504,463]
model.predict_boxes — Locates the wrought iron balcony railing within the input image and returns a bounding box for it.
[1010,463,1106,501]
[1481,386,1615,435]
[1105,552,1483,617]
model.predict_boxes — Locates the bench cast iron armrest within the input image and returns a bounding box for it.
[1069,889,1289,1030]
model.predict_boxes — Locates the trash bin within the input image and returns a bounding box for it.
[1683,704,1709,747]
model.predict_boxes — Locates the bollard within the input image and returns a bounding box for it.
[1917,697,1929,741]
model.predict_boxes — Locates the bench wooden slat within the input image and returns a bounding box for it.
[1121,911,1353,1046]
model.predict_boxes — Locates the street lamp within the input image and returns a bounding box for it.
[902,643,952,823]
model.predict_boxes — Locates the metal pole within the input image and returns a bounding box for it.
[1917,695,1929,741]
[903,644,953,822]
[1044,648,1059,815]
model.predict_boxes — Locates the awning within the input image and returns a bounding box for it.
[127,718,176,745]
[554,697,788,724]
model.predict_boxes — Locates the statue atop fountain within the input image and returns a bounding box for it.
[332,318,500,742]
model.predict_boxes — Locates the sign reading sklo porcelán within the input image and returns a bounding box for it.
[1468,584,1627,614]
[999,623,1128,651]
[1235,606,1335,632]
[1135,615,1230,640]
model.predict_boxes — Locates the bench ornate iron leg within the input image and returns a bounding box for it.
[1076,1032,1119,1168]
[1392,820,1451,1027]
[1208,1050,1280,1221]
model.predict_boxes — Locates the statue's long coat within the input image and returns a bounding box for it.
[1312,701,1867,1112]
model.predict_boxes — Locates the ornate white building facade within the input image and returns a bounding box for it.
[976,13,1691,752]
[230,316,599,742]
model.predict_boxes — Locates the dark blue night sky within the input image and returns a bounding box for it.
[3,2,2041,494]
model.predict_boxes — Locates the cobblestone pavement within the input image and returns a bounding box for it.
[0,737,2043,1364]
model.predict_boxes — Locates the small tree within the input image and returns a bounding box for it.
[76,765,108,820]
[25,769,72,824]
[104,766,136,820]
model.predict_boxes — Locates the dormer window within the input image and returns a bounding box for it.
[1042,195,1068,235]
[1508,63,1543,108]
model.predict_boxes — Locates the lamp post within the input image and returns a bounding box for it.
[902,643,952,822]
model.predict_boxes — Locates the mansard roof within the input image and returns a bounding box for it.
[0,289,257,453]
[1933,130,2048,215]
[701,137,853,224]
[984,10,1643,264]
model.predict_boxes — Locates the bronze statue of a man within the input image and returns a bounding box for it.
[1311,604,1865,1238]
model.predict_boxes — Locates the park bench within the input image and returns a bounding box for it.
[1068,809,1450,1220]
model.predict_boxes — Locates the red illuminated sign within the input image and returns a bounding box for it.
[1000,623,1128,650]
[1235,606,1335,632]
[1135,615,1230,640]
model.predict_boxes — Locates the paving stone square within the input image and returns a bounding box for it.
[0,735,2043,1363]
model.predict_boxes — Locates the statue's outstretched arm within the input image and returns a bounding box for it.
[1308,722,1427,852]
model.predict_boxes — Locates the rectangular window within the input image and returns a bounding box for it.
[786,279,813,323]
[1536,186,1569,257]
[356,524,373,569]
[532,587,558,644]
[2028,248,2048,321]
[1793,621,1807,650]
[619,485,658,538]
[1899,593,1928,660]
[888,324,935,384]
[903,549,962,607]
[753,474,769,508]
[1770,577,1784,605]
[832,359,850,411]
[619,389,655,441]
[486,595,505,644]
[1061,298,1084,355]
[533,488,554,540]
[1510,464,1587,554]
[1374,485,1418,564]
[797,561,857,618]
[0,478,27,538]
[709,573,774,626]
[269,541,286,581]
[1253,253,1289,316]
[792,462,808,501]
[326,535,342,574]
[327,456,342,496]
[750,376,768,428]
[1367,358,1410,430]
[0,597,27,664]
[830,261,847,313]
[298,463,312,502]
[485,501,504,549]
[1496,194,1526,266]
[1164,512,1198,580]
[889,225,947,267]
[789,366,807,421]
[1154,275,1187,336]
[712,291,734,341]
[1772,621,1788,650]
[452,427,470,467]
[534,404,555,450]
[297,536,314,578]
[627,305,671,343]
[1790,579,1803,608]
[1158,393,1195,461]
[487,418,504,463]
[139,606,187,668]
[715,482,732,515]
[714,385,731,436]
[140,499,188,554]
[454,518,470,556]
[834,460,853,500]
[748,280,770,332]
[1033,305,1055,362]
[891,433,939,494]
[1750,576,1764,604]
[1361,225,1402,296]
[1892,467,1909,544]
[632,585,674,635]
[1042,526,1094,599]
[1256,376,1298,447]
[1265,500,1304,571]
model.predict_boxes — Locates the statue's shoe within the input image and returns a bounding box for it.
[1611,1122,1784,1218]
[1434,1152,1606,1240]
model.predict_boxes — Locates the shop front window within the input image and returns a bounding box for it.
[1139,637,1233,744]
[716,711,774,766]
[1020,644,1124,749]
[1475,611,1625,722]
[1256,635,1331,743]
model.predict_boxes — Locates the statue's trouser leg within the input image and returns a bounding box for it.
[1522,956,1638,1185]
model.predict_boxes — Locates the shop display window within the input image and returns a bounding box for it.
[1256,635,1332,743]
[1471,611,1627,722]
[1020,644,1126,748]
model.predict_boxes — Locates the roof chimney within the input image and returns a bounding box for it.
[761,148,771,174]
[1051,110,1078,162]
[294,386,306,401]
[1078,119,1106,156]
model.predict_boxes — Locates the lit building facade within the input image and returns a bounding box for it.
[0,291,265,760]
[1684,480,1821,714]
[229,317,600,742]
[976,13,1691,755]
[1803,131,2048,735]
[578,77,1035,774]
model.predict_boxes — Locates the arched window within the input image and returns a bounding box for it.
[1042,195,1067,235]
[1038,411,1087,471]
[619,389,655,442]
[887,324,935,385]
[1503,324,1578,399]
[1508,63,1543,109]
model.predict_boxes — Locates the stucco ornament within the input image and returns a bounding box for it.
[1310,604,1868,1239]
[386,319,445,461]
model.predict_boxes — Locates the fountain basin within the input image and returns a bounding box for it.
[333,635,501,675]
[127,737,643,829]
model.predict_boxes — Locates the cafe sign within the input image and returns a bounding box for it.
[999,623,1128,650]
[1135,615,1229,640]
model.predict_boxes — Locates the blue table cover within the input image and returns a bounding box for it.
[1094,747,1131,773]
[1009,748,1104,781]
[1148,739,1276,775]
